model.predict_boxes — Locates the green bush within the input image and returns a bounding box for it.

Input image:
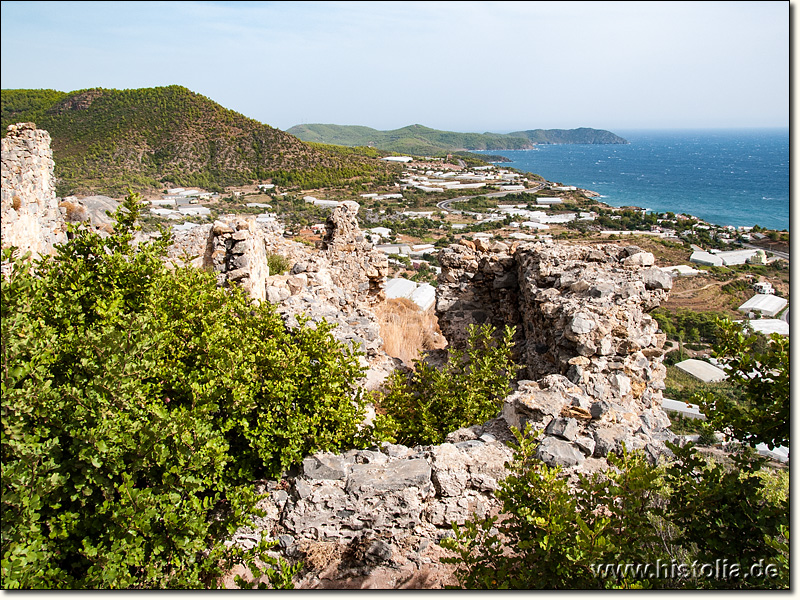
[442,428,671,589]
[661,443,788,589]
[266,252,291,275]
[443,318,789,590]
[1,193,366,588]
[442,429,789,590]
[374,324,517,446]
[698,319,788,450]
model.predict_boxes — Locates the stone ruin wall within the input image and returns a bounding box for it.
[167,204,393,388]
[435,239,677,464]
[1,123,67,259]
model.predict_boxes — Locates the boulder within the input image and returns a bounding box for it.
[535,436,585,467]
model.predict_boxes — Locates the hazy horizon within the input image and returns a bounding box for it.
[1,1,789,133]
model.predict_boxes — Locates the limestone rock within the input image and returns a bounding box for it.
[535,436,585,467]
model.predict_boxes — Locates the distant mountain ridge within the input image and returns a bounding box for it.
[287,123,628,155]
[1,86,392,196]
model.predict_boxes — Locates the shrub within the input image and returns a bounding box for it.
[1,193,365,588]
[374,324,517,446]
[698,319,788,450]
[662,442,788,589]
[442,427,671,589]
[266,252,290,275]
[442,429,789,590]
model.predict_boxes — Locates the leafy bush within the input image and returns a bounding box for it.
[1,193,366,588]
[442,429,789,589]
[443,317,789,590]
[374,324,517,446]
[662,443,788,589]
[698,319,788,450]
[442,428,671,589]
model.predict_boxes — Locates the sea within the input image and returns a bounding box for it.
[476,129,790,231]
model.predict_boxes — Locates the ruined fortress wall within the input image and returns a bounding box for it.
[436,240,674,409]
[1,123,67,258]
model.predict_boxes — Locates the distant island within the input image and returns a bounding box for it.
[287,123,629,155]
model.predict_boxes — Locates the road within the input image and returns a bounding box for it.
[741,242,789,261]
[436,182,546,215]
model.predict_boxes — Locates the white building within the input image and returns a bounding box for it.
[738,294,788,318]
[381,156,414,163]
[675,359,728,383]
[369,227,393,238]
[303,196,340,208]
[178,206,211,216]
[717,249,758,266]
[521,221,551,230]
[690,250,724,267]
[660,265,701,277]
[747,319,789,336]
[753,281,774,295]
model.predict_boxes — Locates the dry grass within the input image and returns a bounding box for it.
[297,541,343,571]
[59,200,89,222]
[375,298,447,366]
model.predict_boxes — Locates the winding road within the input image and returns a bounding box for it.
[436,182,546,215]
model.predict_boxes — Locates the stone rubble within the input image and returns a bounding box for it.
[435,240,676,472]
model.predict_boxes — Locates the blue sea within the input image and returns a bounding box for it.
[477,129,789,231]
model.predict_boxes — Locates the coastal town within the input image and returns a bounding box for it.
[127,153,789,321]
[109,154,789,464]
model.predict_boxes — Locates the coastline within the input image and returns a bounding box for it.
[474,129,789,232]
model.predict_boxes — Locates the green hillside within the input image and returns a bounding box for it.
[508,127,628,145]
[287,123,628,154]
[1,87,394,196]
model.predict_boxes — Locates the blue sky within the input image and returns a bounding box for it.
[0,1,789,132]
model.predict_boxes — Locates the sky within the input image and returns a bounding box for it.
[0,1,790,133]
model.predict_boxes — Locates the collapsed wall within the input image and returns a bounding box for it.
[4,122,689,588]
[167,204,392,384]
[1,123,67,259]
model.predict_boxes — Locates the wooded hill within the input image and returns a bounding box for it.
[287,123,628,155]
[0,86,396,196]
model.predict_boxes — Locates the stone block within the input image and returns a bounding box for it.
[535,436,584,467]
[303,453,348,480]
[545,417,580,441]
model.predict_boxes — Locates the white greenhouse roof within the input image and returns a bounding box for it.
[738,294,787,317]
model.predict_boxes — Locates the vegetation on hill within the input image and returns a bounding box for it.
[507,127,628,145]
[286,123,628,155]
[1,87,395,196]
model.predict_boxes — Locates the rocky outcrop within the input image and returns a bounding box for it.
[1,123,67,260]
